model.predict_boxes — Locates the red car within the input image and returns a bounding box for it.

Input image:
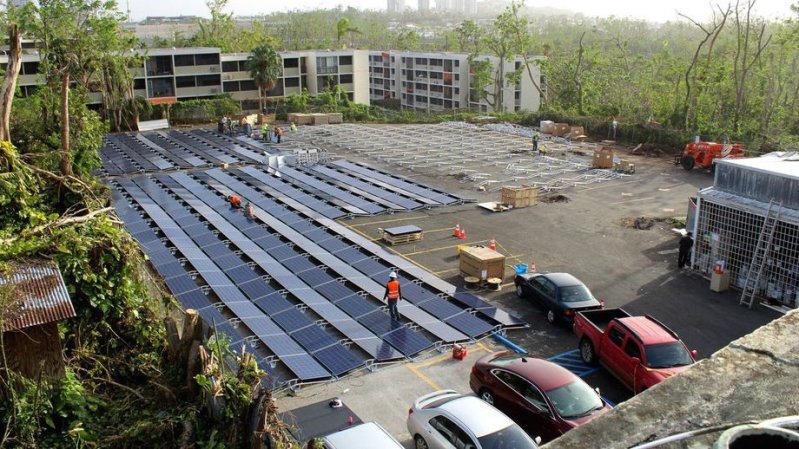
[469,352,611,443]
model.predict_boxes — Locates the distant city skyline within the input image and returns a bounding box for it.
[122,0,797,23]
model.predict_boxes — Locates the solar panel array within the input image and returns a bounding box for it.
[101,127,525,388]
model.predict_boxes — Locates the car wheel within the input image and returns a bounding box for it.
[415,435,429,449]
[479,389,495,405]
[515,284,524,298]
[580,338,597,365]
[680,155,695,170]
[546,309,557,324]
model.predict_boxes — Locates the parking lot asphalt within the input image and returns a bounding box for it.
[275,133,781,447]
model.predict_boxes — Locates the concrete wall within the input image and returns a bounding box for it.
[543,310,799,449]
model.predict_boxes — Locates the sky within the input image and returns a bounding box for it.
[123,0,797,23]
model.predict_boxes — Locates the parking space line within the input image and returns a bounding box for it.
[406,364,442,390]
[403,240,489,257]
[609,196,657,205]
[344,223,440,274]
[348,215,430,228]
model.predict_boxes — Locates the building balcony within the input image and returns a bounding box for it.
[174,65,220,76]
[176,85,222,98]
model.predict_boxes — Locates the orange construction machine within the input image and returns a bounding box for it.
[677,141,745,171]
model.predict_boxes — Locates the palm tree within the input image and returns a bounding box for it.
[245,44,282,113]
[336,17,361,49]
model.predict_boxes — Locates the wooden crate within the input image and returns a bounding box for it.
[501,186,537,208]
[459,246,506,280]
[381,231,423,246]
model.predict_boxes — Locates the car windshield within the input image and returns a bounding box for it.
[559,285,593,303]
[477,423,538,449]
[645,342,694,368]
[546,380,604,419]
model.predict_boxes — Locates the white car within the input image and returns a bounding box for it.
[407,390,541,449]
[322,422,404,449]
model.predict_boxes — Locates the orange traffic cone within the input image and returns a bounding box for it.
[489,238,496,251]
[453,223,461,237]
[459,228,467,240]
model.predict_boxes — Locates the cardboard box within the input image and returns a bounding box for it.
[592,146,615,168]
[500,185,537,208]
[552,123,570,137]
[459,246,506,280]
[568,126,585,138]
[311,113,330,125]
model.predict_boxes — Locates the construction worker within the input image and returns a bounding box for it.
[383,271,402,321]
[244,202,255,219]
[275,126,283,144]
[290,122,297,133]
[228,194,242,208]
[538,143,548,156]
[678,231,694,269]
[532,131,540,153]
[261,122,269,142]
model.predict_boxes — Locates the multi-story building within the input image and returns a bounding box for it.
[369,50,541,113]
[468,55,542,113]
[1,47,370,113]
[3,46,538,114]
[418,0,430,12]
[387,0,405,13]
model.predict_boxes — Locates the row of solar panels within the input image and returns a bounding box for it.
[99,132,465,216]
[110,168,524,387]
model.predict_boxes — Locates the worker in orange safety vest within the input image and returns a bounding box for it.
[383,271,402,321]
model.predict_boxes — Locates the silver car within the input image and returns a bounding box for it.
[323,422,404,449]
[407,390,540,449]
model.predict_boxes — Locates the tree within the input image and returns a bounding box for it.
[26,0,126,176]
[245,44,282,113]
[194,0,236,51]
[0,21,22,141]
[336,17,361,49]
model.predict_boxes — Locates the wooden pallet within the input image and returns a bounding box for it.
[381,231,423,245]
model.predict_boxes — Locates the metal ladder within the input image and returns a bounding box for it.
[739,200,782,308]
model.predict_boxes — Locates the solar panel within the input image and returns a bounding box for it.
[312,345,364,376]
[290,325,337,353]
[272,308,314,332]
[444,312,495,337]
[335,294,378,319]
[307,164,422,210]
[381,325,435,355]
[332,160,459,205]
[253,292,296,316]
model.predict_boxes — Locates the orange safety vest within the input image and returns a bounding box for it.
[386,279,400,300]
[230,195,241,206]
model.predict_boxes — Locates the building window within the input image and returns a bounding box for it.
[196,75,220,87]
[195,53,220,65]
[222,61,239,72]
[174,55,195,67]
[241,99,259,110]
[223,81,240,92]
[339,55,353,65]
[284,58,299,68]
[285,77,300,87]
[176,76,196,88]
[240,80,256,91]
[317,56,337,74]
[340,74,353,84]
[21,61,40,75]
[133,78,146,90]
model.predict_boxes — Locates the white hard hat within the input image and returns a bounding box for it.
[389,271,397,279]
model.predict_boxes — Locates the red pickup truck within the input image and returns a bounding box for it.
[573,309,697,394]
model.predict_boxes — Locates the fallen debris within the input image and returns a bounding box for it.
[540,194,570,203]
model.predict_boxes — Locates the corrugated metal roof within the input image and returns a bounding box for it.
[0,260,75,332]
[716,152,799,180]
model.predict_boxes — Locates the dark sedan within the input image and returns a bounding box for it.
[469,352,611,443]
[514,272,604,324]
